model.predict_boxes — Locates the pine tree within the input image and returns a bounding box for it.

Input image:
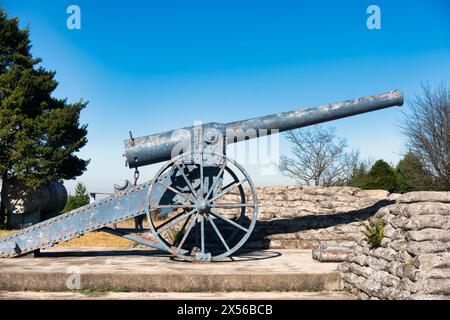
[365,160,398,192]
[0,7,89,189]
[396,152,434,192]
[347,161,371,188]
[63,182,90,213]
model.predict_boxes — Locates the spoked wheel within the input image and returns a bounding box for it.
[146,152,259,261]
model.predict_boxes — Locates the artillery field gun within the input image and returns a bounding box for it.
[0,90,403,261]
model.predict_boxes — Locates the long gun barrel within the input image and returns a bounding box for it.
[124,89,403,168]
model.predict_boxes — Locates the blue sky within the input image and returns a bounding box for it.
[2,0,449,193]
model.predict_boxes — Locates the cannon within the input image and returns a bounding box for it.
[0,90,403,261]
[1,179,68,229]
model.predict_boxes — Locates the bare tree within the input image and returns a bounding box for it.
[279,126,359,186]
[401,83,450,190]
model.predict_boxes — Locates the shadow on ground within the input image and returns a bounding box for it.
[33,247,282,263]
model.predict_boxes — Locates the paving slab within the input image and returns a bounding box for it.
[0,291,355,300]
[0,248,343,292]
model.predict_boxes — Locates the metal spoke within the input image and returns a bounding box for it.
[221,181,235,191]
[174,213,192,246]
[205,160,227,200]
[210,210,248,232]
[155,211,184,232]
[208,178,248,203]
[210,203,256,209]
[177,213,199,253]
[195,213,199,247]
[175,162,198,200]
[200,215,205,253]
[157,209,195,233]
[207,214,230,251]
[199,153,204,199]
[156,179,193,204]
[154,204,192,209]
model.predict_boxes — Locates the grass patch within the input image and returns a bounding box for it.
[72,287,131,293]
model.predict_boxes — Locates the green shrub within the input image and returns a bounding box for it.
[348,160,398,192]
[396,152,434,193]
[347,162,371,189]
[62,182,90,213]
[360,218,385,249]
[364,160,398,192]
[349,153,441,193]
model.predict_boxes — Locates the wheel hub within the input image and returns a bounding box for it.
[195,199,210,214]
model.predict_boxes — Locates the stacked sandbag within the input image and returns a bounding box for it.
[222,186,392,249]
[339,191,450,300]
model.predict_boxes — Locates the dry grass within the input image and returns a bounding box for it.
[0,214,183,248]
[0,218,139,248]
[0,230,12,238]
[56,231,135,248]
[0,229,135,248]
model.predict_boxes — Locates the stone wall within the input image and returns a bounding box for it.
[223,185,396,250]
[338,191,450,300]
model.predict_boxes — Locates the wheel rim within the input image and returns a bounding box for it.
[146,152,259,261]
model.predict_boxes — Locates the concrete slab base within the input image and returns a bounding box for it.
[0,291,355,300]
[0,248,343,293]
